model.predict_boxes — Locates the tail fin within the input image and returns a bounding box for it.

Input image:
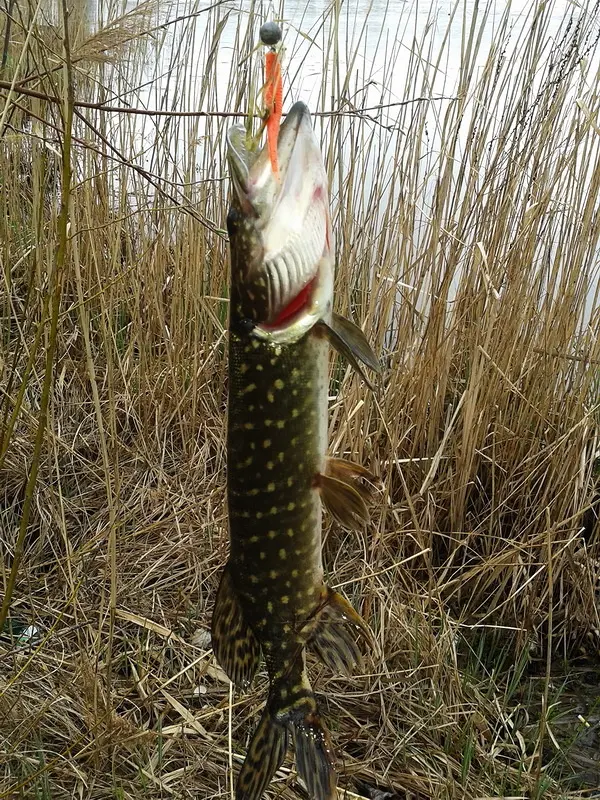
[236,709,288,800]
[236,672,336,800]
[288,696,337,800]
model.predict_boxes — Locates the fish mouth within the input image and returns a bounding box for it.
[227,102,330,326]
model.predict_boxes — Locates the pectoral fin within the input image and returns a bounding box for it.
[211,564,261,688]
[309,587,376,675]
[318,313,380,387]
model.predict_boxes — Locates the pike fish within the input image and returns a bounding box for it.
[212,101,380,800]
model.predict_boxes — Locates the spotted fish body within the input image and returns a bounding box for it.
[228,330,329,622]
[212,102,379,800]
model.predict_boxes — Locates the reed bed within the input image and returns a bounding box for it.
[1,0,600,797]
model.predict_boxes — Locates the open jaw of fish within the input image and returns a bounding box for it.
[211,101,380,800]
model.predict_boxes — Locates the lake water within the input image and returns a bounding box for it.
[105,0,580,164]
[125,0,572,111]
[78,0,600,326]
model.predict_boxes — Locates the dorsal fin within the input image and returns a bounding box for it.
[211,564,261,689]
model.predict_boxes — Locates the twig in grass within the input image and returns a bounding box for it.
[0,79,455,117]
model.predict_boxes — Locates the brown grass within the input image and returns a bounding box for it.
[1,0,600,797]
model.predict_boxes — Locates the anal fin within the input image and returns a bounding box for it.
[211,564,261,688]
[317,312,380,388]
[309,587,376,675]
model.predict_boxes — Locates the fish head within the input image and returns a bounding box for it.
[226,101,333,331]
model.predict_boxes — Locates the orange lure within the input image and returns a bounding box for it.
[263,48,283,179]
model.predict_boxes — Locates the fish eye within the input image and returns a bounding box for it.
[233,317,256,336]
[226,207,242,236]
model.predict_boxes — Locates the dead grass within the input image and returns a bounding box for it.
[1,0,600,797]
